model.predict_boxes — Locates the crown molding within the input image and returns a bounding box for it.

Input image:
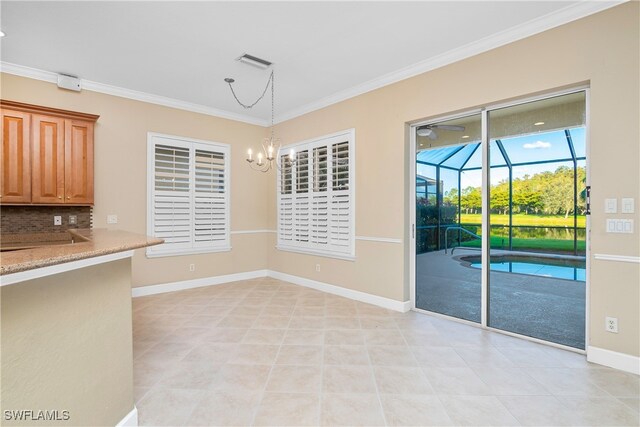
[0,62,269,127]
[275,1,625,124]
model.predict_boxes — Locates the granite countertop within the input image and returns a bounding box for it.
[0,229,163,276]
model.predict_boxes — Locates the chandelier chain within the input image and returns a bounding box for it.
[224,66,288,173]
[226,70,274,111]
[270,69,275,139]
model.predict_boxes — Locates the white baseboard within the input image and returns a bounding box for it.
[116,406,138,427]
[131,270,268,297]
[587,346,640,375]
[131,269,410,313]
[267,270,410,313]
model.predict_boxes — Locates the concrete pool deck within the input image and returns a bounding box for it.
[416,249,586,349]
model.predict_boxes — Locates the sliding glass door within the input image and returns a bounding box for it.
[415,113,482,322]
[414,90,587,349]
[487,92,587,348]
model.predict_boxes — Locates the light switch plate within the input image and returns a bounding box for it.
[53,215,62,226]
[605,198,617,214]
[107,214,118,224]
[606,218,634,233]
[623,219,634,233]
[621,198,634,214]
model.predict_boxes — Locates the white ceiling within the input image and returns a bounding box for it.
[0,1,621,125]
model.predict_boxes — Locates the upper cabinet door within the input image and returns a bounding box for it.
[1,109,31,203]
[64,120,94,204]
[32,115,65,203]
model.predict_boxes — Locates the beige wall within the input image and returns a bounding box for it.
[269,3,640,357]
[1,3,638,358]
[0,74,270,287]
[1,259,133,426]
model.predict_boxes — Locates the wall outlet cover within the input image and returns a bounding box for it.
[107,214,118,224]
[605,316,618,333]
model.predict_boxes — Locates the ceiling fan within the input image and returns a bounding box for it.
[416,124,465,139]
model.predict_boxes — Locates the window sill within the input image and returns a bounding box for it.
[276,245,355,261]
[146,246,232,258]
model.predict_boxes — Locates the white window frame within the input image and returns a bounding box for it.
[277,129,355,260]
[146,132,231,257]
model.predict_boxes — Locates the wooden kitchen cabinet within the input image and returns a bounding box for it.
[31,114,65,203]
[0,100,99,206]
[64,120,94,204]
[1,109,32,203]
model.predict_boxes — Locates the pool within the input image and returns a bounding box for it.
[464,255,586,281]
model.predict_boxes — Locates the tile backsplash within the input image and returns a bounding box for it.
[1,206,92,234]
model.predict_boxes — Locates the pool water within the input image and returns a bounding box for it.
[468,258,586,281]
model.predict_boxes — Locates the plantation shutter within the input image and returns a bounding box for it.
[153,144,192,250]
[193,149,228,247]
[278,155,294,243]
[148,135,230,256]
[294,151,310,244]
[311,146,329,247]
[329,142,351,252]
[277,130,354,258]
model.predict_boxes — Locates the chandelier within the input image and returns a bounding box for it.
[224,68,294,173]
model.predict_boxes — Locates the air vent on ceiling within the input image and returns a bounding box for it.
[236,53,272,69]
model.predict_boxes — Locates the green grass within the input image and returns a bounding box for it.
[460,213,586,228]
[461,236,586,253]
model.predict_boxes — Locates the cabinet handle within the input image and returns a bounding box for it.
[58,196,62,199]
[66,196,71,200]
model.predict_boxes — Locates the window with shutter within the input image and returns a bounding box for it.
[277,129,355,259]
[147,133,230,257]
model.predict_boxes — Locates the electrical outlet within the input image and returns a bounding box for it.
[107,214,118,224]
[189,264,195,272]
[68,215,77,225]
[53,215,62,226]
[605,317,618,333]
[315,264,321,272]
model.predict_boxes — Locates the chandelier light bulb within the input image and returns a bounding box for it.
[247,148,253,161]
[257,152,263,166]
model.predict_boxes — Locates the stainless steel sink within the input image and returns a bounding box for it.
[0,232,89,252]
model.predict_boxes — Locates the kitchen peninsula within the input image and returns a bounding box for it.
[1,229,162,426]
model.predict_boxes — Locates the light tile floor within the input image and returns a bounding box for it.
[132,278,640,426]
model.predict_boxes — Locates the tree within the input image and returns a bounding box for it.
[490,180,509,214]
[460,186,481,214]
[541,166,575,218]
[512,176,543,214]
[443,187,458,206]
